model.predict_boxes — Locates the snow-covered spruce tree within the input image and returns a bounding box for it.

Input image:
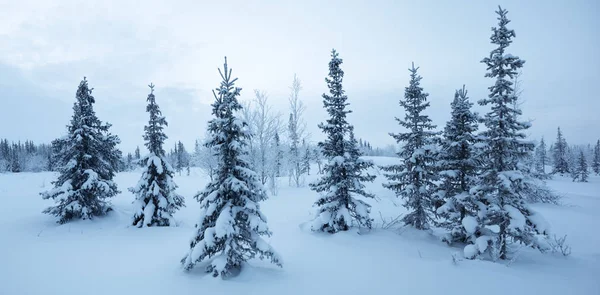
[309,49,376,233]
[435,85,480,244]
[381,63,439,230]
[273,132,283,177]
[129,84,184,227]
[572,150,589,182]
[534,137,550,178]
[175,141,189,176]
[134,146,141,165]
[125,153,133,171]
[10,144,21,172]
[267,132,283,195]
[552,127,570,175]
[302,144,311,175]
[592,140,600,175]
[567,146,578,180]
[41,77,122,224]
[181,58,281,278]
[467,7,548,260]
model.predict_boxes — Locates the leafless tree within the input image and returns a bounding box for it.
[288,74,308,187]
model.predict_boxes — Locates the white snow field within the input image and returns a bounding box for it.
[0,157,598,295]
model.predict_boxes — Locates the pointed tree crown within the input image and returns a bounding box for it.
[144,83,168,157]
[319,49,352,157]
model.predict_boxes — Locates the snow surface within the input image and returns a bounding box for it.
[0,156,598,294]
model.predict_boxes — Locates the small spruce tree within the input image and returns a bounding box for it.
[552,127,570,175]
[302,146,311,175]
[534,137,550,178]
[435,85,480,244]
[129,84,184,227]
[126,153,134,171]
[567,146,578,180]
[274,132,283,177]
[10,144,21,173]
[176,141,188,176]
[135,146,141,162]
[592,140,600,175]
[572,150,589,182]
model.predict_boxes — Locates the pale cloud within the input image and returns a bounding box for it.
[0,0,598,152]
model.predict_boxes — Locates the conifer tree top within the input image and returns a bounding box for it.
[403,63,430,111]
[212,56,242,117]
[70,77,98,131]
[481,6,525,83]
[392,63,437,146]
[324,49,346,100]
[479,5,527,139]
[319,49,352,158]
[144,83,168,157]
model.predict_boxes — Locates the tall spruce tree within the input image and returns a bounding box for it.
[309,49,376,233]
[435,85,480,244]
[592,140,600,175]
[181,58,281,278]
[129,84,184,227]
[41,78,122,224]
[572,150,589,182]
[381,63,439,230]
[467,7,548,260]
[552,127,570,174]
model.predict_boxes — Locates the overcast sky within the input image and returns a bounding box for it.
[0,0,598,153]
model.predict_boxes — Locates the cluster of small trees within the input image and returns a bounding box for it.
[122,146,142,171]
[123,141,192,176]
[38,5,574,279]
[0,139,53,172]
[530,128,600,182]
[358,139,397,157]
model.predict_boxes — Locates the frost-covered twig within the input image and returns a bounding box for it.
[378,211,403,230]
[548,234,572,256]
[451,253,462,265]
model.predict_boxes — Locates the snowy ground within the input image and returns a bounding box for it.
[0,157,598,295]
